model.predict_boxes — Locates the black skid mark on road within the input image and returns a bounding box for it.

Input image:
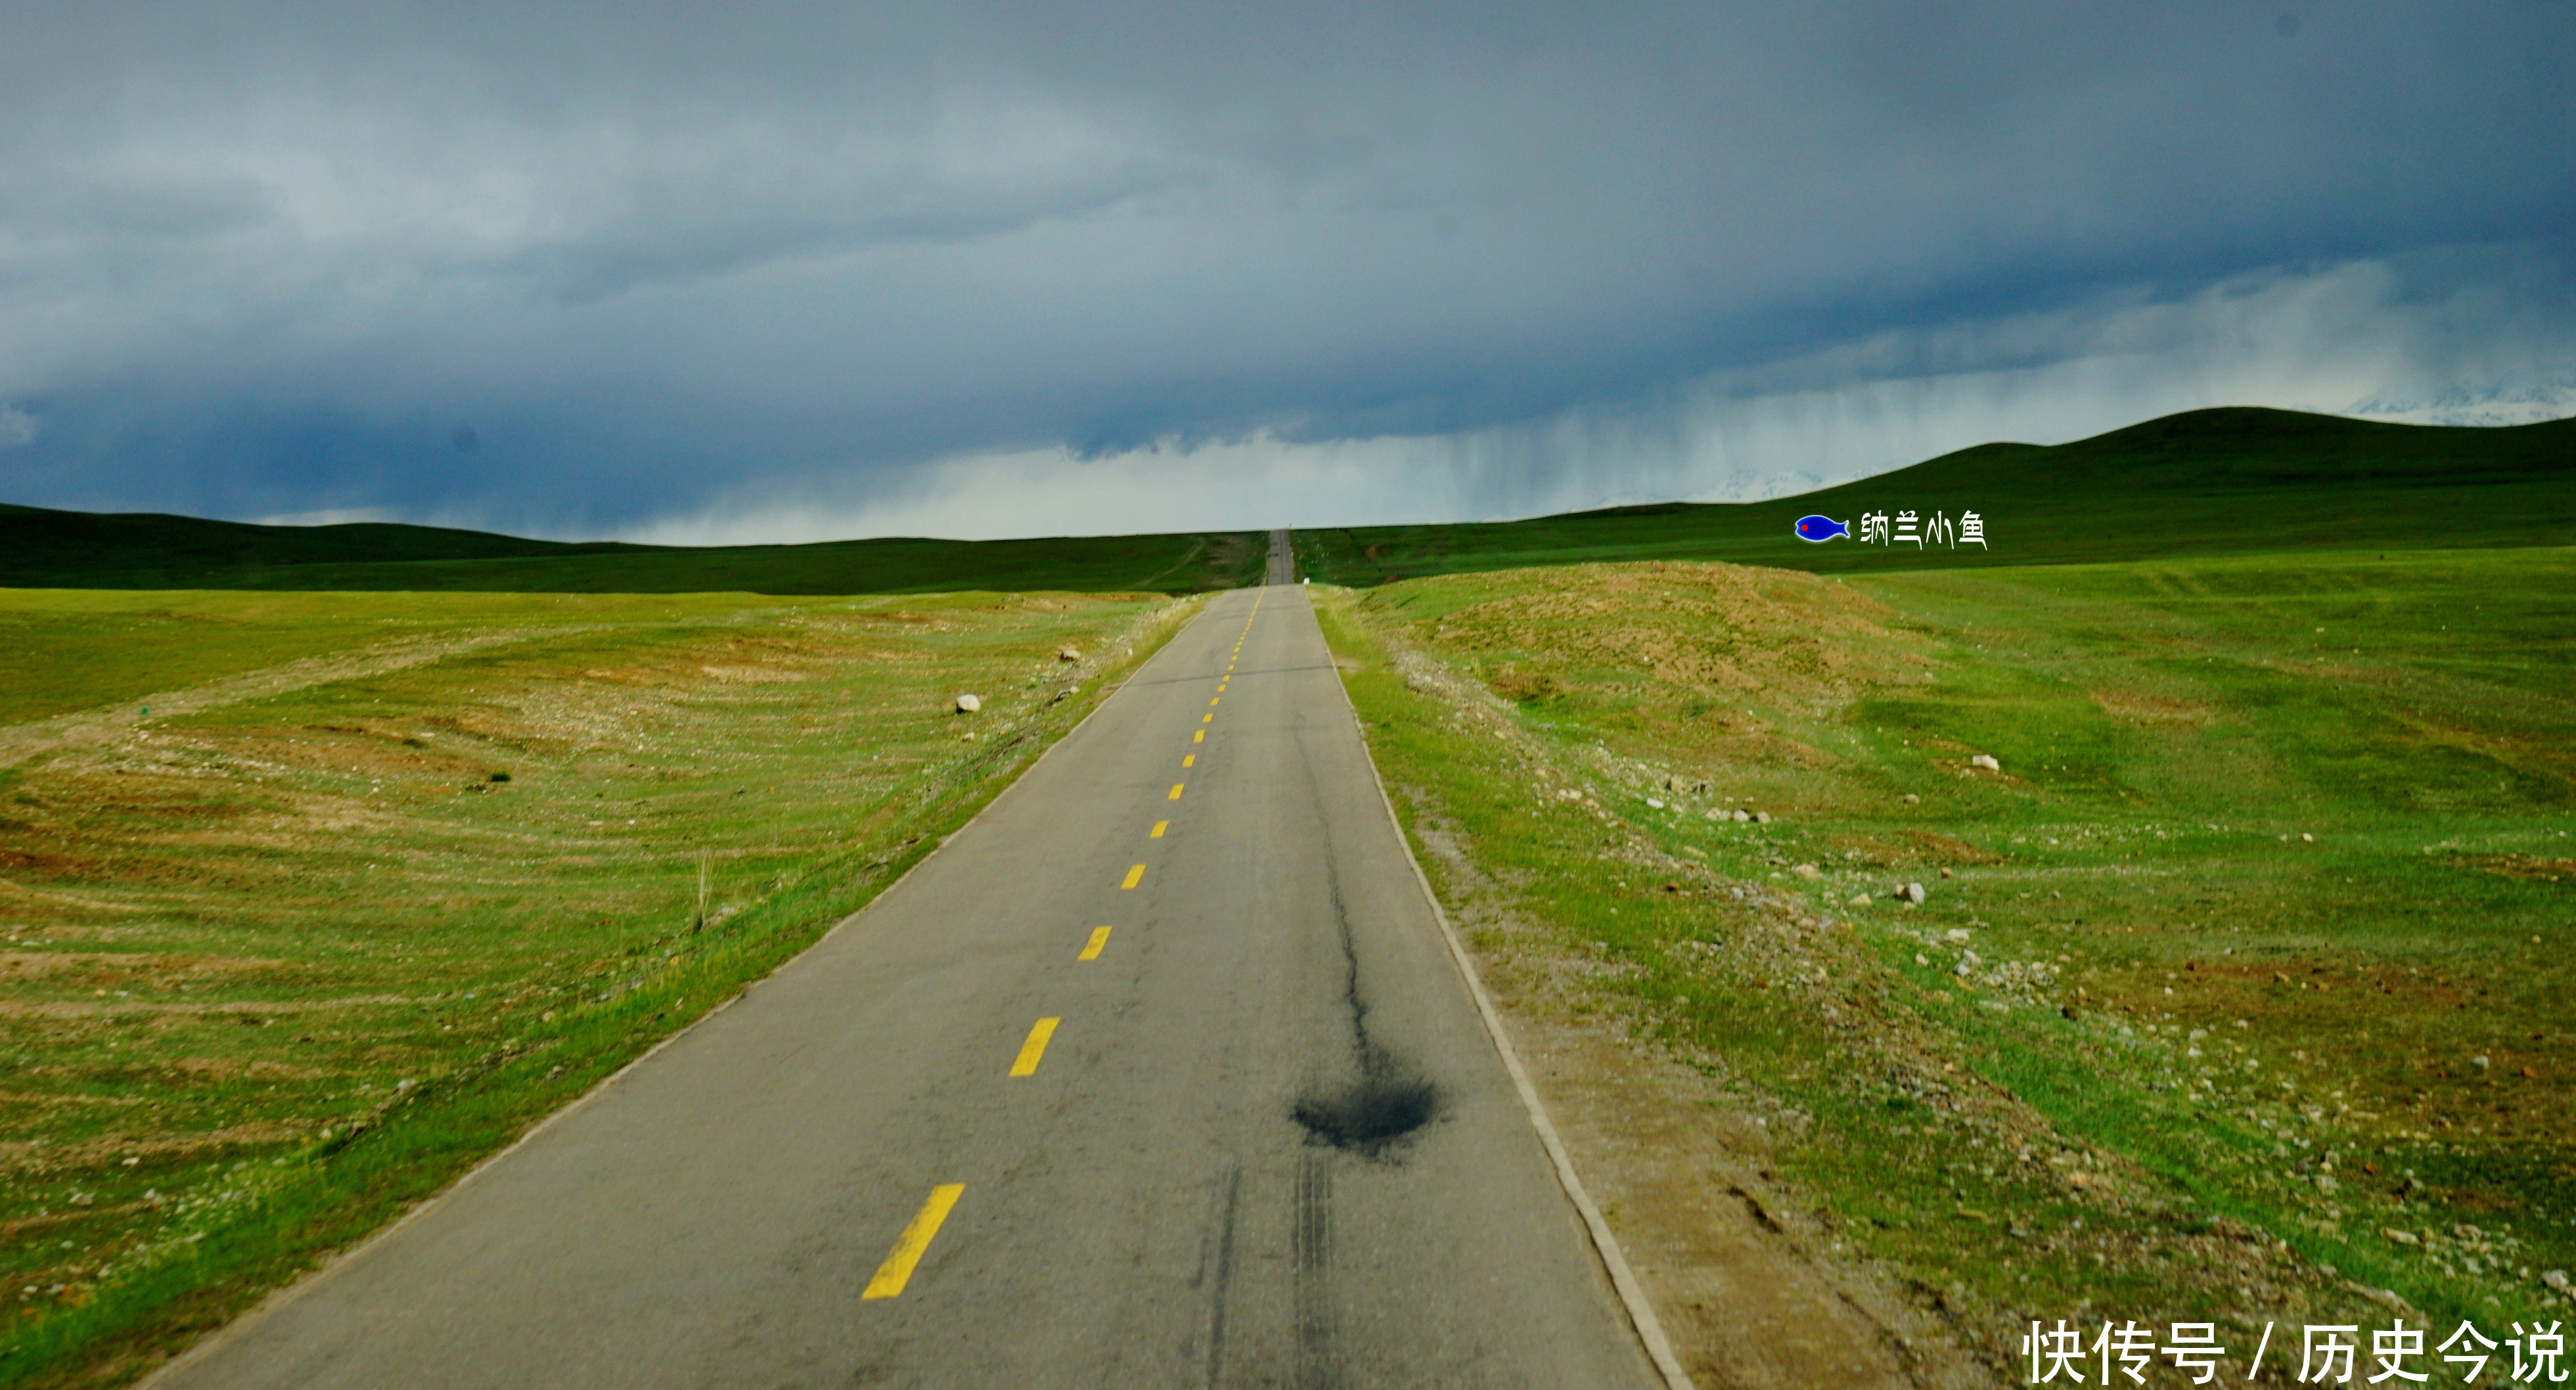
[1192,1163,1242,1387]
[1287,731,1441,1157]
[1293,1152,1339,1389]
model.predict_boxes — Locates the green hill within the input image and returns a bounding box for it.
[0,504,1265,594]
[1295,407,2576,585]
[7,407,2566,594]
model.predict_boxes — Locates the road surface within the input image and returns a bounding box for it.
[156,579,1660,1389]
[1265,528,1295,585]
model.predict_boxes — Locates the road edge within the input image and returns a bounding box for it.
[1313,591,1697,1390]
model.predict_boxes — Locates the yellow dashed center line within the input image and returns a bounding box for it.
[1182,754,1194,768]
[1080,926,1112,960]
[1202,713,1212,724]
[1151,819,1168,838]
[863,1185,964,1299]
[1168,784,1185,800]
[1193,730,1204,743]
[1009,1018,1060,1077]
[1121,864,1145,889]
[1209,696,1220,706]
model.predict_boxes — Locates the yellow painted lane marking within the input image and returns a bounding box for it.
[1182,754,1194,767]
[1202,713,1212,724]
[1122,864,1145,889]
[1009,1017,1060,1077]
[863,1185,964,1299]
[1193,730,1204,743]
[1169,784,1184,800]
[1209,696,1220,706]
[1151,819,1168,838]
[1080,926,1111,960]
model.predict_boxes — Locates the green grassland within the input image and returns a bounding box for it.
[0,585,1198,1386]
[1294,408,2576,585]
[0,503,1264,597]
[1317,545,2574,1376]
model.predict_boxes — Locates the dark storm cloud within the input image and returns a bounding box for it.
[0,1,2566,535]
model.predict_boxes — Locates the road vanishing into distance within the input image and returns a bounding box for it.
[155,560,1663,1388]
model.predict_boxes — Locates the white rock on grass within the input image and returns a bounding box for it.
[955,694,983,713]
[1905,882,1928,905]
[1971,754,2001,771]
[1058,646,1081,661]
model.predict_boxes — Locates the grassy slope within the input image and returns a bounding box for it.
[1318,545,2574,1374]
[0,587,1200,1386]
[0,503,1265,596]
[1295,408,2576,585]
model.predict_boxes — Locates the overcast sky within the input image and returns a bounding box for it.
[1,1,2569,541]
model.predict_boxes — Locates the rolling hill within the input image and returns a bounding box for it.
[1295,407,2576,585]
[5,407,2566,594]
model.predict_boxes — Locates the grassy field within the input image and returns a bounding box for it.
[1294,408,2576,585]
[1316,545,2574,1376]
[0,585,1200,1387]
[0,504,1265,596]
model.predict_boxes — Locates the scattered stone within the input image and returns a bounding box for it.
[955,694,982,713]
[2315,1173,2340,1196]
[1945,928,1971,943]
[1732,809,1752,823]
[1057,646,1081,661]
[1904,882,1928,905]
[1646,798,1665,810]
[1851,893,1872,907]
[1914,952,1930,965]
[1939,866,1955,878]
[1903,793,1920,804]
[1792,863,1821,881]
[2545,1269,2570,1293]
[2301,832,2315,843]
[1753,811,1771,824]
[1971,754,2001,771]
[2472,1055,2491,1071]
[2383,1228,2422,1246]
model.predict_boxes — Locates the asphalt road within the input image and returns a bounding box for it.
[1265,528,1295,585]
[156,581,1660,1389]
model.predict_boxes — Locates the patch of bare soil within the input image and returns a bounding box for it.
[2459,854,2575,883]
